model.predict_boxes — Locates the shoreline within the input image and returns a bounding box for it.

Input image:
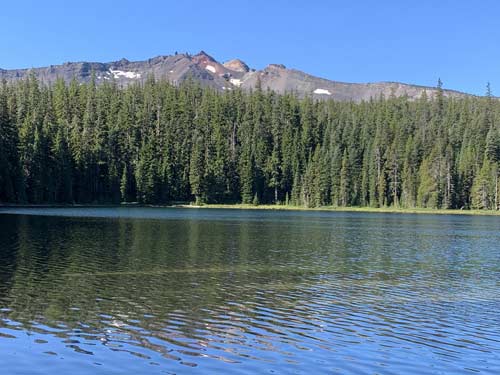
[1,203,500,216]
[178,204,500,216]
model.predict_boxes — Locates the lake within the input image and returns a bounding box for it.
[0,207,499,374]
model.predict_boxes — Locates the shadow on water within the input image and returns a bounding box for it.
[0,208,499,374]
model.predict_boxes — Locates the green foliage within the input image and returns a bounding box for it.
[471,158,495,209]
[0,77,498,210]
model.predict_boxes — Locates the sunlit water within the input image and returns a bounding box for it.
[0,207,499,374]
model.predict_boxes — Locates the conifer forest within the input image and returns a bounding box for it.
[1,75,499,210]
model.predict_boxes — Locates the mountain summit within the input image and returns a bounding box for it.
[0,51,470,101]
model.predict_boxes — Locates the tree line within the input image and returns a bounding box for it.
[0,74,499,209]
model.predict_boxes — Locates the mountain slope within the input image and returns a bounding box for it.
[0,51,471,102]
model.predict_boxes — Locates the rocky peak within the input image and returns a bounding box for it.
[223,59,250,73]
[267,63,286,70]
[193,50,216,62]
[0,50,473,102]
[116,58,130,66]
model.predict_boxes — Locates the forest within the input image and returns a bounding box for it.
[0,74,499,210]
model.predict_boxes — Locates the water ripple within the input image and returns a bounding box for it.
[0,209,499,374]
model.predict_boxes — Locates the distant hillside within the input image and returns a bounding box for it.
[0,51,472,102]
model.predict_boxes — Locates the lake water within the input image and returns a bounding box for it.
[0,207,499,374]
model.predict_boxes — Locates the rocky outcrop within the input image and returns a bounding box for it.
[0,51,473,102]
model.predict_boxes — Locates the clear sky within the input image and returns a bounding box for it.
[1,0,498,95]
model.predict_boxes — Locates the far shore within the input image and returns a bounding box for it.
[1,203,500,216]
[176,204,500,216]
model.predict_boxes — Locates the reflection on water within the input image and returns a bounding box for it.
[0,208,499,374]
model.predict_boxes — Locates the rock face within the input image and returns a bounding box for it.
[0,51,471,102]
[223,59,250,73]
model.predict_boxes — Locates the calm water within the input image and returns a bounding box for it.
[0,207,499,374]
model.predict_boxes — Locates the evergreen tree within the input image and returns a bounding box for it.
[0,76,498,211]
[471,158,493,209]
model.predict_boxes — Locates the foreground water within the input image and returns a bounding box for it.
[0,207,498,374]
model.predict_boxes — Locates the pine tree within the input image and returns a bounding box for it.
[471,158,493,209]
[0,74,499,211]
[189,131,205,204]
[417,157,438,208]
[339,149,350,206]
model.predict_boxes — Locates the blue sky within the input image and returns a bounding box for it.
[1,0,499,95]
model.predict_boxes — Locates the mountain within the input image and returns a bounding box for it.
[0,51,471,102]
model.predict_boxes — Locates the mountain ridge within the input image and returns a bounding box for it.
[0,51,473,102]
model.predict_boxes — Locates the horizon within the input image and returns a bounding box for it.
[0,49,480,96]
[2,1,499,96]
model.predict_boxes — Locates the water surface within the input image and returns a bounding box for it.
[0,207,499,374]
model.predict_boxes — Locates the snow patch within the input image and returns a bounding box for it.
[314,88,331,95]
[230,78,242,87]
[109,69,141,79]
[205,65,216,73]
